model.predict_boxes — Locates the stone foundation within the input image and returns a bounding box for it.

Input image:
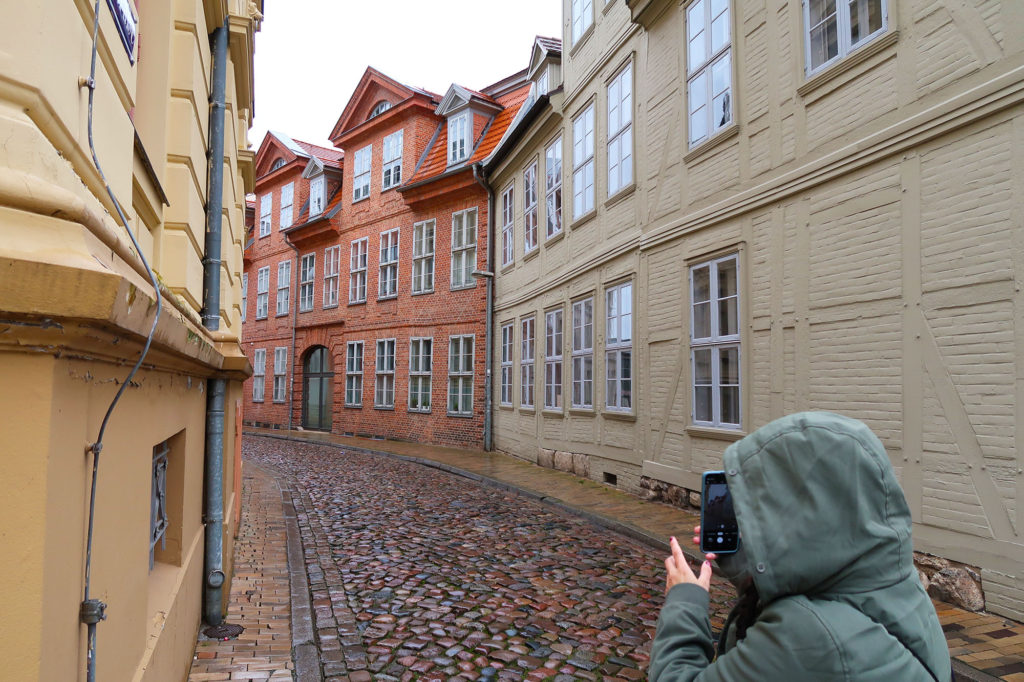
[639,476,701,511]
[915,553,986,612]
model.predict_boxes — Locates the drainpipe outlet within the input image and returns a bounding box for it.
[207,569,226,588]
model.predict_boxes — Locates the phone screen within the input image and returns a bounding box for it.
[701,472,739,554]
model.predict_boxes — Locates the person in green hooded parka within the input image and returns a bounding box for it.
[650,412,950,681]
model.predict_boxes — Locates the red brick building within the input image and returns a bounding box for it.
[243,67,530,447]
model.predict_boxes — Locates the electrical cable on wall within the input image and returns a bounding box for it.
[79,1,163,680]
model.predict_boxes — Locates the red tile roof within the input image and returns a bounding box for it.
[294,139,344,166]
[536,36,562,54]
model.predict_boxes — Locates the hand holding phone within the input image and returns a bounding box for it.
[700,471,739,554]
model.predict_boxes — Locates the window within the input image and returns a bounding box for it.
[544,309,563,411]
[691,254,741,428]
[448,335,474,415]
[324,246,340,308]
[805,0,886,74]
[523,163,538,253]
[276,260,291,316]
[375,339,396,408]
[241,273,248,322]
[353,145,371,201]
[409,338,432,412]
[571,0,593,44]
[572,104,595,219]
[606,282,632,411]
[150,440,169,569]
[537,68,549,95]
[370,100,391,118]
[299,254,315,312]
[259,194,271,237]
[412,220,435,294]
[501,185,514,267]
[521,317,535,408]
[345,341,363,406]
[256,266,269,319]
[382,130,403,189]
[607,64,633,196]
[451,209,477,289]
[310,175,326,216]
[252,348,266,401]
[687,0,732,148]
[572,298,594,408]
[448,113,470,164]
[500,323,514,406]
[379,228,399,299]
[273,347,288,402]
[349,238,368,303]
[546,137,562,238]
[279,183,294,229]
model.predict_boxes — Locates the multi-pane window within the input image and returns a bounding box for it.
[572,104,595,219]
[687,0,732,148]
[345,341,363,406]
[273,347,288,402]
[349,238,368,303]
[448,335,474,415]
[448,113,469,164]
[409,338,432,412]
[691,254,741,428]
[572,298,594,409]
[607,64,633,196]
[805,0,886,74]
[379,228,399,299]
[523,163,538,253]
[310,174,326,216]
[451,209,477,289]
[544,309,563,411]
[150,440,169,569]
[256,266,269,319]
[501,185,514,267]
[382,130,403,189]
[412,220,435,294]
[259,194,271,237]
[323,246,340,308]
[276,260,291,316]
[500,323,514,406]
[571,0,593,44]
[375,339,396,408]
[252,348,266,401]
[280,183,294,230]
[241,273,247,322]
[537,68,549,95]
[545,137,562,238]
[606,282,633,411]
[521,316,535,408]
[353,145,371,201]
[299,253,315,312]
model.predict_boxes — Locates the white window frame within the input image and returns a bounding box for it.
[382,129,404,190]
[379,228,399,299]
[272,347,288,403]
[259,194,271,237]
[804,0,888,75]
[345,341,363,406]
[353,145,371,201]
[375,338,396,408]
[448,113,470,165]
[521,316,535,409]
[412,220,435,294]
[299,253,315,313]
[256,266,269,319]
[276,260,291,316]
[690,254,742,429]
[448,335,474,415]
[451,208,477,289]
[607,64,633,196]
[523,162,538,253]
[545,137,562,239]
[687,0,733,148]
[501,184,515,267]
[544,309,563,411]
[571,297,594,409]
[537,68,549,95]
[572,103,595,220]
[500,323,514,407]
[323,245,340,308]
[605,282,633,412]
[571,0,594,44]
[310,174,326,217]
[252,348,266,402]
[279,183,294,230]
[241,273,248,322]
[349,238,368,304]
[409,337,433,412]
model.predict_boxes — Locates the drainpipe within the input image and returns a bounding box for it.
[201,18,229,626]
[284,232,300,431]
[472,163,495,451]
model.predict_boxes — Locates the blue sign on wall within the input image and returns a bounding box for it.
[106,0,137,65]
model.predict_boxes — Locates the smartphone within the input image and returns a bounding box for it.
[700,471,739,554]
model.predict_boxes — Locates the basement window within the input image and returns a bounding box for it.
[150,440,169,570]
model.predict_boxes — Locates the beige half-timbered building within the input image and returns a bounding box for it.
[489,0,1024,620]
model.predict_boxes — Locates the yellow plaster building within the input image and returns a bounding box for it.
[0,1,260,680]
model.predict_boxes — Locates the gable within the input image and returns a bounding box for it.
[254,131,307,178]
[329,67,419,140]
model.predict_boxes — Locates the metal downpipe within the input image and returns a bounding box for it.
[472,163,495,451]
[203,378,227,624]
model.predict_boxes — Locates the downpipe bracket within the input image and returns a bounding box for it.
[80,599,107,625]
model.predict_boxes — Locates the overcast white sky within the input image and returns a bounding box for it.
[249,1,564,149]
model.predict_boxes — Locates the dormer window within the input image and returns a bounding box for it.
[537,68,549,96]
[369,101,392,119]
[448,113,469,165]
[310,174,326,216]
[271,158,285,171]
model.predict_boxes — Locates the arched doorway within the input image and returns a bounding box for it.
[302,346,333,431]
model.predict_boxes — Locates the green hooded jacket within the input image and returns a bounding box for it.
[650,412,950,681]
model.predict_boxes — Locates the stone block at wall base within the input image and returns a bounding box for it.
[914,552,985,612]
[572,452,589,478]
[538,448,554,469]
[553,450,573,473]
[639,476,700,511]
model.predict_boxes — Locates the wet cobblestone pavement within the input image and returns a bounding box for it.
[246,435,737,681]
